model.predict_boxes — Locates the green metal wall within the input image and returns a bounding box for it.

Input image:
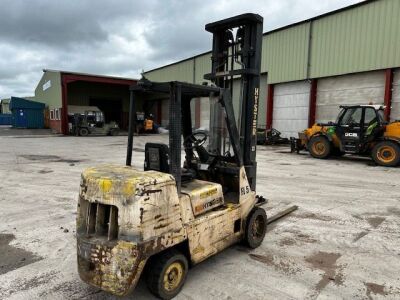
[310,0,400,78]
[146,59,194,83]
[34,71,62,109]
[262,23,310,83]
[145,0,400,85]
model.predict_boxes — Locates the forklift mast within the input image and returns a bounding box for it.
[204,13,263,190]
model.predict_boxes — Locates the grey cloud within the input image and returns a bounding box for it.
[0,0,362,98]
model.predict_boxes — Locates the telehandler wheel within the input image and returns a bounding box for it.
[372,141,400,167]
[146,249,188,300]
[245,207,267,249]
[308,136,331,159]
[79,128,89,136]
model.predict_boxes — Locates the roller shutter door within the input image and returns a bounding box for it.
[392,69,400,121]
[272,81,310,138]
[316,71,385,123]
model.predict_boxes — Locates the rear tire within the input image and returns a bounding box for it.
[308,136,331,159]
[79,128,89,136]
[371,141,400,167]
[109,129,119,136]
[146,250,188,300]
[244,207,267,249]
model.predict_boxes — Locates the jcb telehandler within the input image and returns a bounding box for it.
[76,14,268,299]
[291,105,400,167]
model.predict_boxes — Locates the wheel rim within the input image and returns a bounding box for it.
[251,215,265,239]
[312,141,326,155]
[377,145,396,163]
[163,262,184,292]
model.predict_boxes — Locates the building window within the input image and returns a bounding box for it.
[50,110,54,120]
[55,109,60,120]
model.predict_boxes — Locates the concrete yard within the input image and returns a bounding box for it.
[0,132,399,300]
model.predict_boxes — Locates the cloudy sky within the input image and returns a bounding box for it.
[0,0,363,99]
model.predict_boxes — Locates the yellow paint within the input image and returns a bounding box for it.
[99,178,113,193]
[384,121,400,138]
[122,179,136,197]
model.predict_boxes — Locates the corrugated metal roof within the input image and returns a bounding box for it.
[43,69,138,82]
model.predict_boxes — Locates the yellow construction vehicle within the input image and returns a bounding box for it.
[76,14,280,299]
[291,105,400,167]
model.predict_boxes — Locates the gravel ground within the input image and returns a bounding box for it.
[0,131,399,300]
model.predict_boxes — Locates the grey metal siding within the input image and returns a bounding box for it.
[392,68,400,121]
[272,81,310,138]
[316,70,385,123]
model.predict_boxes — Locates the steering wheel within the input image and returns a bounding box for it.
[184,131,208,149]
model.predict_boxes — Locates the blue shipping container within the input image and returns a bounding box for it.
[9,97,45,129]
[0,114,12,125]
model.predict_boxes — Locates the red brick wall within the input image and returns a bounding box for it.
[49,119,62,133]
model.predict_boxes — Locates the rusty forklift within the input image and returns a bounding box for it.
[76,14,274,299]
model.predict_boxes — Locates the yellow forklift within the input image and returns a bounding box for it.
[76,14,289,299]
[291,105,400,166]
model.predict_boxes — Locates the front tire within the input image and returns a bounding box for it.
[371,141,400,167]
[146,250,188,299]
[79,128,89,136]
[244,207,267,249]
[308,136,331,159]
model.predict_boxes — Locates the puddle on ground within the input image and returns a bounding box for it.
[0,233,42,275]
[365,282,387,299]
[353,231,369,242]
[305,251,344,296]
[366,216,385,228]
[249,253,301,275]
[292,211,334,222]
[19,154,83,164]
[38,168,54,174]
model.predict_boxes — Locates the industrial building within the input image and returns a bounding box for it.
[34,70,138,134]
[144,0,400,138]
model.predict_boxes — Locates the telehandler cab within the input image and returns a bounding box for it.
[76,14,270,299]
[291,105,400,167]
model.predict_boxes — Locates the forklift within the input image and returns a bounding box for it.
[76,14,290,299]
[70,106,119,136]
[291,105,400,166]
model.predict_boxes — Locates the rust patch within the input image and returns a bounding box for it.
[366,216,385,228]
[365,282,387,299]
[305,251,344,296]
[249,253,301,275]
[144,189,162,195]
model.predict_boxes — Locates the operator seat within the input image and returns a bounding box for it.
[144,143,170,173]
